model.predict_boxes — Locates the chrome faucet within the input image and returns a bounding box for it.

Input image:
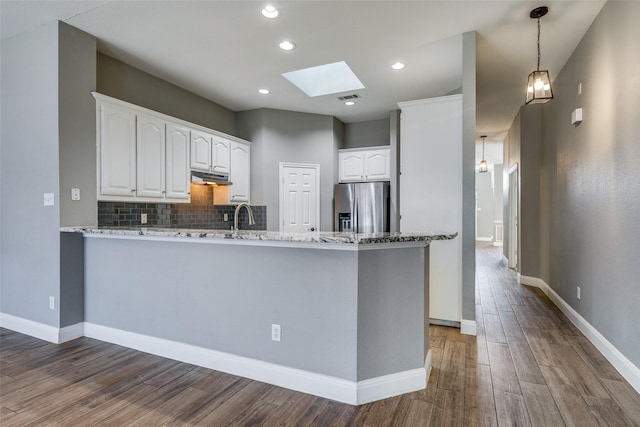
[234,203,256,231]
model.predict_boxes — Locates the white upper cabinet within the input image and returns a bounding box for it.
[136,114,166,199]
[229,141,250,203]
[212,137,231,174]
[339,147,391,182]
[95,93,250,204]
[165,122,191,200]
[190,130,212,172]
[99,103,137,197]
[364,149,391,181]
[339,151,365,182]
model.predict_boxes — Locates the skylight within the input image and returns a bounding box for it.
[282,61,365,97]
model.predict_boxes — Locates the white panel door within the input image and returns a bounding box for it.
[166,122,190,200]
[212,137,231,174]
[399,95,462,324]
[280,164,319,232]
[136,114,165,199]
[99,103,136,197]
[190,130,212,172]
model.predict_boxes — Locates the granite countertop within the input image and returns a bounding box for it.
[61,226,457,246]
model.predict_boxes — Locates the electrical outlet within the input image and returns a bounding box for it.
[43,193,55,206]
[141,213,148,224]
[49,296,55,310]
[224,213,229,222]
[271,324,281,342]
[71,188,80,201]
[577,286,581,300]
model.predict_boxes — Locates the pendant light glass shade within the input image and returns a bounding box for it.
[525,7,553,104]
[526,70,553,104]
[479,135,488,173]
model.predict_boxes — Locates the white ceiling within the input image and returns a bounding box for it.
[1,0,606,155]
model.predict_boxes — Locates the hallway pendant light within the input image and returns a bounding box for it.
[526,6,553,104]
[479,135,489,173]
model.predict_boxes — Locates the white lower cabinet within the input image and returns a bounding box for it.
[229,141,250,203]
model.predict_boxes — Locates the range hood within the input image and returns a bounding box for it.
[191,171,232,185]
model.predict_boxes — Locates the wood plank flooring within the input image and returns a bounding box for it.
[1,244,639,426]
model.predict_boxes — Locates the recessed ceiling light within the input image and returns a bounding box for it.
[262,5,279,18]
[392,62,405,70]
[345,101,356,106]
[279,40,296,51]
[258,89,270,95]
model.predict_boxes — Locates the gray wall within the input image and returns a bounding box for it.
[84,237,428,381]
[475,171,494,239]
[461,31,476,324]
[236,108,343,231]
[493,164,504,223]
[503,105,543,278]
[1,22,96,327]
[1,22,62,326]
[59,23,97,227]
[539,1,640,367]
[97,53,236,136]
[344,119,390,149]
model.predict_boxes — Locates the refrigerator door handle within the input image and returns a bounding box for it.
[352,194,358,233]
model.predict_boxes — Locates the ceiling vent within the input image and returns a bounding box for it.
[337,94,361,101]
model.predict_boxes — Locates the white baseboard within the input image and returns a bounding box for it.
[0,313,83,344]
[460,319,477,336]
[84,322,426,405]
[475,237,493,242]
[59,323,84,342]
[492,242,503,247]
[519,276,640,394]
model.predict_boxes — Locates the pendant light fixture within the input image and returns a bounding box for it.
[479,135,488,173]
[526,6,553,104]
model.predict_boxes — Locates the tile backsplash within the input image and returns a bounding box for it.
[98,184,266,230]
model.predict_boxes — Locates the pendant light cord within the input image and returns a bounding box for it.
[537,18,541,71]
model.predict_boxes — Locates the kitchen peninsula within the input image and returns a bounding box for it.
[62,227,456,405]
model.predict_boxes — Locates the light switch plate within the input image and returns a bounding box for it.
[571,108,583,125]
[43,193,55,206]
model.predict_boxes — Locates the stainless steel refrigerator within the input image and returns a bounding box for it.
[334,182,389,233]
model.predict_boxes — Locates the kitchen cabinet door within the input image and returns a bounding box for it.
[190,130,212,172]
[166,122,191,200]
[136,114,166,199]
[339,151,365,182]
[99,103,137,197]
[364,148,391,181]
[212,137,231,174]
[229,141,250,203]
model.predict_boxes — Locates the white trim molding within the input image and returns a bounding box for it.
[0,313,83,344]
[460,319,477,336]
[84,322,426,405]
[520,276,640,394]
[475,237,493,242]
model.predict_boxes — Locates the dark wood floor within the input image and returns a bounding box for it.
[1,244,639,426]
